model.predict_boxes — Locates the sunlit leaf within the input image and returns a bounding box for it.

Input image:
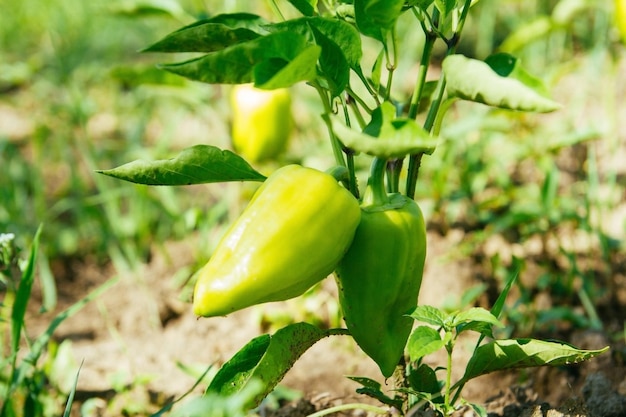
[408,326,444,362]
[157,31,320,88]
[409,305,447,327]
[354,0,404,41]
[461,339,609,383]
[97,145,266,185]
[207,323,328,409]
[330,102,438,158]
[443,54,561,113]
[266,17,362,71]
[143,13,267,53]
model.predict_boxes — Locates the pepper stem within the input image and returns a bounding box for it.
[362,157,389,207]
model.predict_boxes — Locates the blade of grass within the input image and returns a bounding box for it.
[3,224,43,411]
[63,359,84,417]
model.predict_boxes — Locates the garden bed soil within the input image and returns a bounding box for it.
[26,227,626,417]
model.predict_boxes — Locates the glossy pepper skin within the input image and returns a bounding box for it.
[193,164,361,317]
[230,84,292,162]
[617,0,626,44]
[335,160,426,378]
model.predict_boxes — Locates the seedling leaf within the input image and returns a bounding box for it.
[97,145,266,185]
[461,338,609,383]
[407,363,442,401]
[347,377,404,409]
[409,305,447,327]
[408,326,444,362]
[452,307,504,329]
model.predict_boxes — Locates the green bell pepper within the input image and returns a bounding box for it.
[193,164,361,317]
[335,158,427,377]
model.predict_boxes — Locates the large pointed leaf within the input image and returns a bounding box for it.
[143,13,268,53]
[484,53,550,97]
[158,31,320,88]
[266,17,363,71]
[207,323,329,409]
[330,102,438,158]
[443,54,561,113]
[354,0,403,41]
[96,145,266,185]
[461,338,608,383]
[310,25,349,96]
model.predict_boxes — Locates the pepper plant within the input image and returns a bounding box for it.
[98,1,608,415]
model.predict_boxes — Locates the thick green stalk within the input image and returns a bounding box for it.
[407,20,436,119]
[405,8,439,200]
[444,337,455,413]
[363,157,389,207]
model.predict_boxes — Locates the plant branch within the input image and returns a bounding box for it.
[306,403,390,417]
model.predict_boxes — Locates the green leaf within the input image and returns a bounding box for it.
[330,102,438,158]
[490,267,518,320]
[346,377,404,409]
[310,25,349,96]
[266,17,354,94]
[206,334,270,397]
[158,31,320,88]
[408,0,435,11]
[452,307,504,329]
[207,323,328,409]
[288,0,318,16]
[143,13,268,53]
[461,339,609,383]
[266,17,363,71]
[11,225,42,357]
[109,0,189,20]
[409,305,447,327]
[408,326,444,362]
[365,0,405,28]
[484,53,550,97]
[354,0,404,41]
[96,145,266,186]
[407,363,441,399]
[443,54,561,113]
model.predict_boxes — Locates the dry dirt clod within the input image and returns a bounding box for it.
[581,373,626,417]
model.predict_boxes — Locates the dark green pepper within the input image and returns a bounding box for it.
[193,164,361,317]
[335,158,427,377]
